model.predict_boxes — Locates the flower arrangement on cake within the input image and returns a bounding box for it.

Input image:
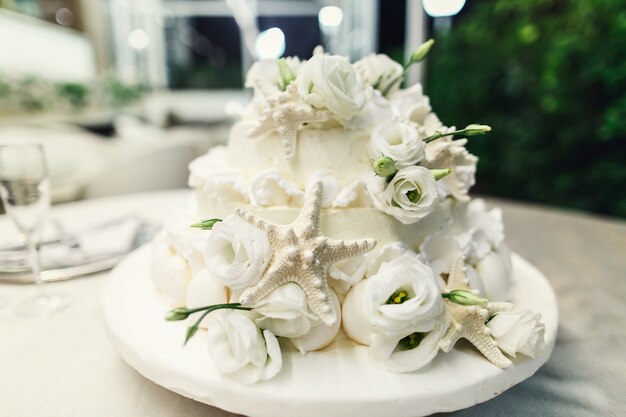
[150,40,546,385]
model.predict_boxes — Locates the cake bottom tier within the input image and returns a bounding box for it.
[103,245,557,417]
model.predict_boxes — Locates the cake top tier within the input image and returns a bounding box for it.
[190,43,491,225]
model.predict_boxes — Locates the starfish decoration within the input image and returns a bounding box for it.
[247,81,329,160]
[236,181,377,326]
[439,255,514,368]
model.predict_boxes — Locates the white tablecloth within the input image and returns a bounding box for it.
[1,190,625,417]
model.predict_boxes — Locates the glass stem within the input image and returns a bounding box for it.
[25,236,43,290]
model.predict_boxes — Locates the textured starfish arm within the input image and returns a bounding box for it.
[323,238,377,264]
[447,255,470,290]
[293,181,324,237]
[247,118,276,137]
[299,270,338,326]
[466,332,512,368]
[238,261,292,307]
[235,208,281,236]
[439,324,462,353]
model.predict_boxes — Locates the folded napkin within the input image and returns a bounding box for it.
[0,216,155,282]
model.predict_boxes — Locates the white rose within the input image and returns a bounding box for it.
[425,137,477,201]
[486,310,546,358]
[249,170,304,207]
[369,312,449,372]
[205,215,272,290]
[366,254,444,336]
[368,166,439,224]
[368,121,425,168]
[245,57,301,93]
[297,54,365,123]
[354,53,403,94]
[252,283,319,338]
[206,310,282,384]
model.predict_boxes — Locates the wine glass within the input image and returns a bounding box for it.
[0,143,68,317]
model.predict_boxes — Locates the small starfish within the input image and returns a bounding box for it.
[439,255,514,368]
[247,81,329,160]
[236,181,376,326]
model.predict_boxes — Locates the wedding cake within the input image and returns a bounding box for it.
[150,42,546,386]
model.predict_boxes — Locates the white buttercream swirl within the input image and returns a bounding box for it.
[249,170,304,207]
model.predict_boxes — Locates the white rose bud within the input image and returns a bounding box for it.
[368,121,425,169]
[486,310,546,358]
[354,53,404,94]
[206,310,282,384]
[204,215,272,290]
[297,54,366,123]
[368,166,440,224]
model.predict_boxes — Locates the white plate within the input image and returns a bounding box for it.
[102,246,557,417]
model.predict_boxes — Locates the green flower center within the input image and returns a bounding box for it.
[397,332,426,351]
[386,290,410,305]
[406,188,421,203]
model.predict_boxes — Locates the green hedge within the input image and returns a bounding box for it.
[426,0,626,217]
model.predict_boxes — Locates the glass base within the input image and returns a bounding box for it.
[15,293,68,317]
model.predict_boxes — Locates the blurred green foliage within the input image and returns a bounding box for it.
[426,0,626,217]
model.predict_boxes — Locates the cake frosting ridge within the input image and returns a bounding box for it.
[151,42,546,385]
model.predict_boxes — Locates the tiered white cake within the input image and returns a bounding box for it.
[150,44,546,386]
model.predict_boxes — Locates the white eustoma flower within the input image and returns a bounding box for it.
[245,57,301,93]
[354,53,403,94]
[388,83,435,125]
[368,166,439,224]
[204,215,272,290]
[253,283,319,338]
[249,170,304,207]
[424,137,477,201]
[290,290,341,354]
[297,54,365,124]
[366,241,416,277]
[206,310,282,384]
[486,310,546,358]
[365,254,444,336]
[368,121,425,169]
[369,312,449,373]
[329,254,368,296]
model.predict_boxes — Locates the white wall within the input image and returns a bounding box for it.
[0,9,95,81]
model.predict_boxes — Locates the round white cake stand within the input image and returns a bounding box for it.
[102,246,558,417]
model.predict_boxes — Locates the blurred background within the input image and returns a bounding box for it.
[0,0,624,217]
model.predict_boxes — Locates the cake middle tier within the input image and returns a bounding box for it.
[226,121,373,188]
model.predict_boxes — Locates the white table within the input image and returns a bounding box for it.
[1,190,625,417]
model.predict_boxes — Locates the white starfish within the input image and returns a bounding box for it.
[439,255,514,368]
[236,181,377,326]
[247,81,329,160]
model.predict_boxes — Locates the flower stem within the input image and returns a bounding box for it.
[165,303,254,345]
[423,124,492,144]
